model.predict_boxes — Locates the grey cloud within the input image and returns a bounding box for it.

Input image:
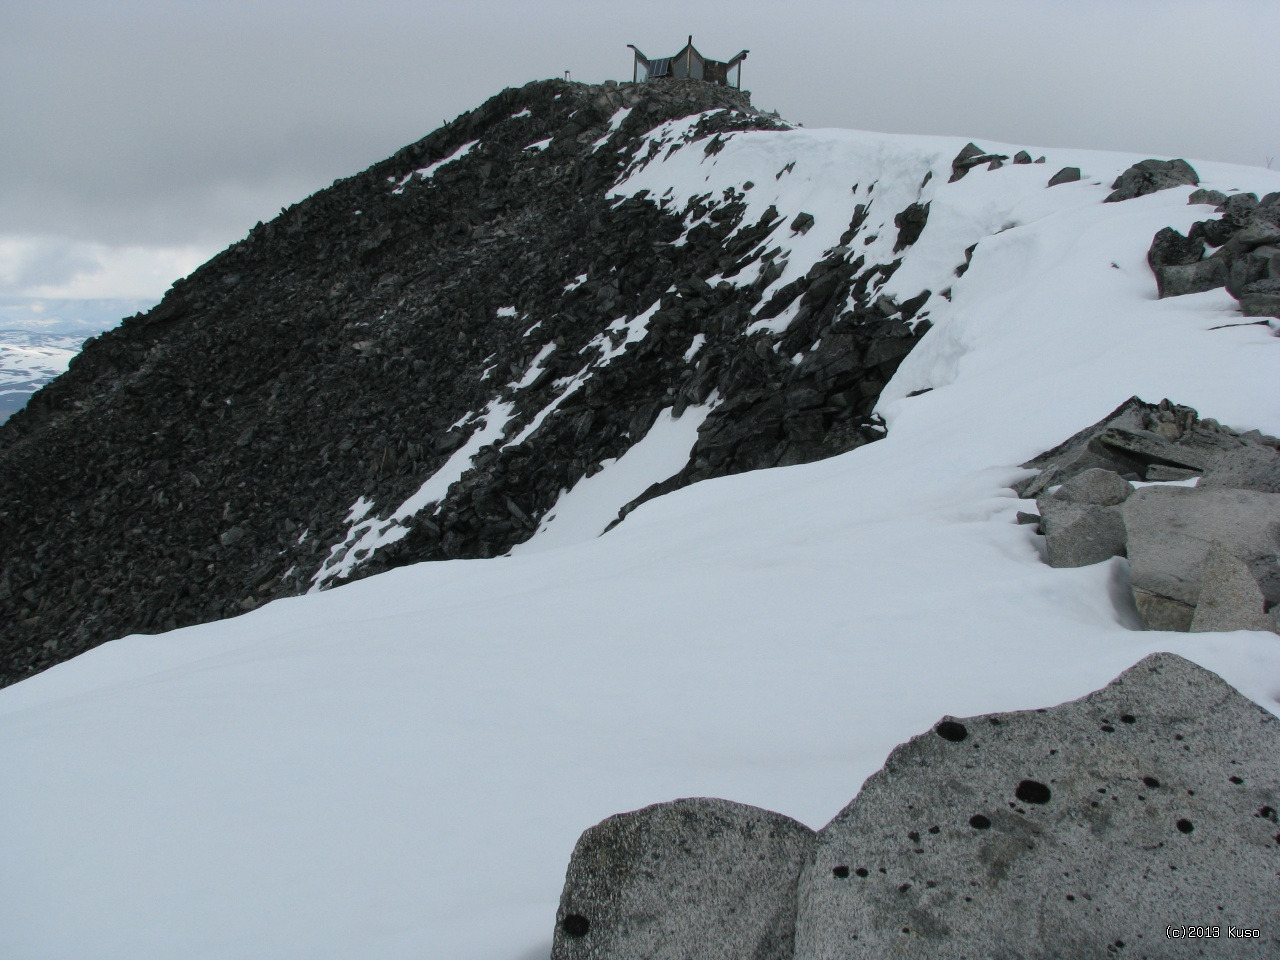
[3,0,1278,255]
[0,238,99,292]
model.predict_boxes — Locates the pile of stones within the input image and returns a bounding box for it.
[1127,158,1280,318]
[1017,397,1280,633]
[552,653,1280,958]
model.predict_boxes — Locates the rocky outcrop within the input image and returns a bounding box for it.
[1105,158,1199,202]
[947,142,1046,184]
[1147,186,1280,318]
[553,654,1280,958]
[1017,397,1280,634]
[0,79,939,686]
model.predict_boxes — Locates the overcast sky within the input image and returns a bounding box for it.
[2,0,1277,323]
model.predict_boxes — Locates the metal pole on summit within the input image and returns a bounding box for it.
[686,35,693,78]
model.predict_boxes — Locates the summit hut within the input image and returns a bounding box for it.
[627,36,748,88]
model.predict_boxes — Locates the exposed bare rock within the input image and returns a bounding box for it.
[555,655,1280,958]
[551,798,814,960]
[1018,398,1280,634]
[793,653,1280,958]
[1105,158,1199,202]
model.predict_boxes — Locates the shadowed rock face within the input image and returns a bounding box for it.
[553,655,1280,959]
[0,78,937,686]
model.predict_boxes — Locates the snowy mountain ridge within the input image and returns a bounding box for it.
[2,79,1280,958]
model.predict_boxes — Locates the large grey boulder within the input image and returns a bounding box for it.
[1239,277,1280,318]
[1122,486,1280,631]
[1033,469,1134,568]
[1053,467,1134,506]
[1105,158,1199,202]
[1036,497,1127,568]
[1153,257,1229,298]
[1046,166,1081,187]
[1187,187,1228,206]
[1225,247,1276,298]
[551,797,815,960]
[1198,444,1280,494]
[1148,226,1205,269]
[792,653,1280,959]
[1190,545,1274,633]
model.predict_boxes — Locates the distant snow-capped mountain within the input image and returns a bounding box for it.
[0,331,88,423]
[0,298,149,422]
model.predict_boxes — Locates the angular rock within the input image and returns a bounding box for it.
[1194,216,1237,246]
[1012,150,1032,164]
[552,797,815,960]
[893,202,929,252]
[1133,589,1196,632]
[1227,219,1280,251]
[1148,226,1204,269]
[792,653,1280,960]
[1225,248,1274,298]
[949,142,1007,182]
[1104,158,1199,202]
[1144,463,1201,482]
[789,212,815,234]
[1052,467,1134,506]
[1222,192,1260,227]
[1014,399,1148,493]
[1238,277,1280,318]
[1187,187,1228,206]
[1190,545,1273,633]
[1198,444,1280,493]
[1153,258,1228,298]
[1036,497,1127,567]
[1100,426,1213,471]
[1121,485,1280,623]
[1046,166,1081,187]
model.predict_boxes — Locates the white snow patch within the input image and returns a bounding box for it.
[391,140,480,192]
[580,299,660,367]
[511,404,712,555]
[683,334,706,362]
[591,106,633,152]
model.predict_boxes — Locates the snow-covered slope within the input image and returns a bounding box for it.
[2,120,1279,960]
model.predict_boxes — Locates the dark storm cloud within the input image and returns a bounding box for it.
[3,0,1278,255]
